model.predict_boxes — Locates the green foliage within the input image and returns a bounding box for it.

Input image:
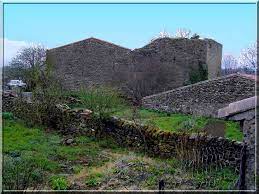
[2,112,14,120]
[73,165,83,174]
[115,108,208,133]
[3,116,241,190]
[6,45,47,91]
[85,172,104,187]
[178,117,197,132]
[11,84,77,131]
[225,121,243,141]
[114,108,241,141]
[3,119,60,171]
[3,155,44,190]
[193,167,238,190]
[188,64,208,85]
[78,86,126,119]
[49,176,68,190]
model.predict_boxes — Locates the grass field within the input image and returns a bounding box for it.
[3,116,239,190]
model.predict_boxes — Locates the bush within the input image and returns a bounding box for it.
[78,86,126,119]
[11,84,77,131]
[2,112,14,120]
[181,118,196,130]
[85,172,104,187]
[187,64,208,85]
[49,176,68,190]
[3,155,44,190]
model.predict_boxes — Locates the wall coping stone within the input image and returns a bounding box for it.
[217,96,256,118]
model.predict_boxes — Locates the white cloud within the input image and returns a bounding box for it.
[3,38,29,66]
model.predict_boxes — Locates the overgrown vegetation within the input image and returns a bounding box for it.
[114,108,243,141]
[3,155,44,190]
[193,167,238,190]
[3,117,239,190]
[49,176,68,190]
[225,121,243,142]
[4,45,47,91]
[3,118,125,190]
[3,43,245,191]
[186,64,208,85]
[77,86,126,119]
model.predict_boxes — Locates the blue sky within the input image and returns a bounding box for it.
[3,3,257,64]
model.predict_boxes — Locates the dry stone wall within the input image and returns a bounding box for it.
[103,116,244,172]
[142,74,255,117]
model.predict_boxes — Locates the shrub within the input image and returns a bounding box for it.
[180,117,196,131]
[78,86,126,119]
[3,155,44,190]
[187,64,208,85]
[2,112,14,120]
[11,85,78,131]
[49,176,68,190]
[85,172,104,187]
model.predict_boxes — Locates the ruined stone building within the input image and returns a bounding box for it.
[46,37,222,97]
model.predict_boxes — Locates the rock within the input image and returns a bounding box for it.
[80,109,93,119]
[65,138,74,145]
[67,96,82,104]
[55,104,71,112]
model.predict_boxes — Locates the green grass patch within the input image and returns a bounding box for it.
[3,119,60,171]
[225,121,243,141]
[193,167,239,190]
[2,112,14,120]
[49,176,68,190]
[114,108,242,141]
[114,108,209,133]
[85,172,105,187]
[3,118,128,189]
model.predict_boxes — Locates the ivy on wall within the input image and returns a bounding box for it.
[186,64,208,85]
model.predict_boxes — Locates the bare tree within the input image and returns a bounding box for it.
[221,54,238,75]
[151,29,172,42]
[10,45,46,69]
[7,45,47,90]
[175,28,192,38]
[239,42,257,72]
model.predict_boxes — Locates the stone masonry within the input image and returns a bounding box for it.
[46,37,222,97]
[218,96,256,190]
[103,116,244,173]
[142,74,255,117]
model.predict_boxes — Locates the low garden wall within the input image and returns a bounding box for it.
[142,74,255,117]
[103,116,244,172]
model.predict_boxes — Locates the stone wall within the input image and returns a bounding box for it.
[103,116,244,172]
[47,37,222,97]
[206,39,222,79]
[218,96,256,190]
[242,113,256,190]
[46,38,131,90]
[142,74,255,117]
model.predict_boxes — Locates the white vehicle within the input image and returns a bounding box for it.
[7,80,27,88]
